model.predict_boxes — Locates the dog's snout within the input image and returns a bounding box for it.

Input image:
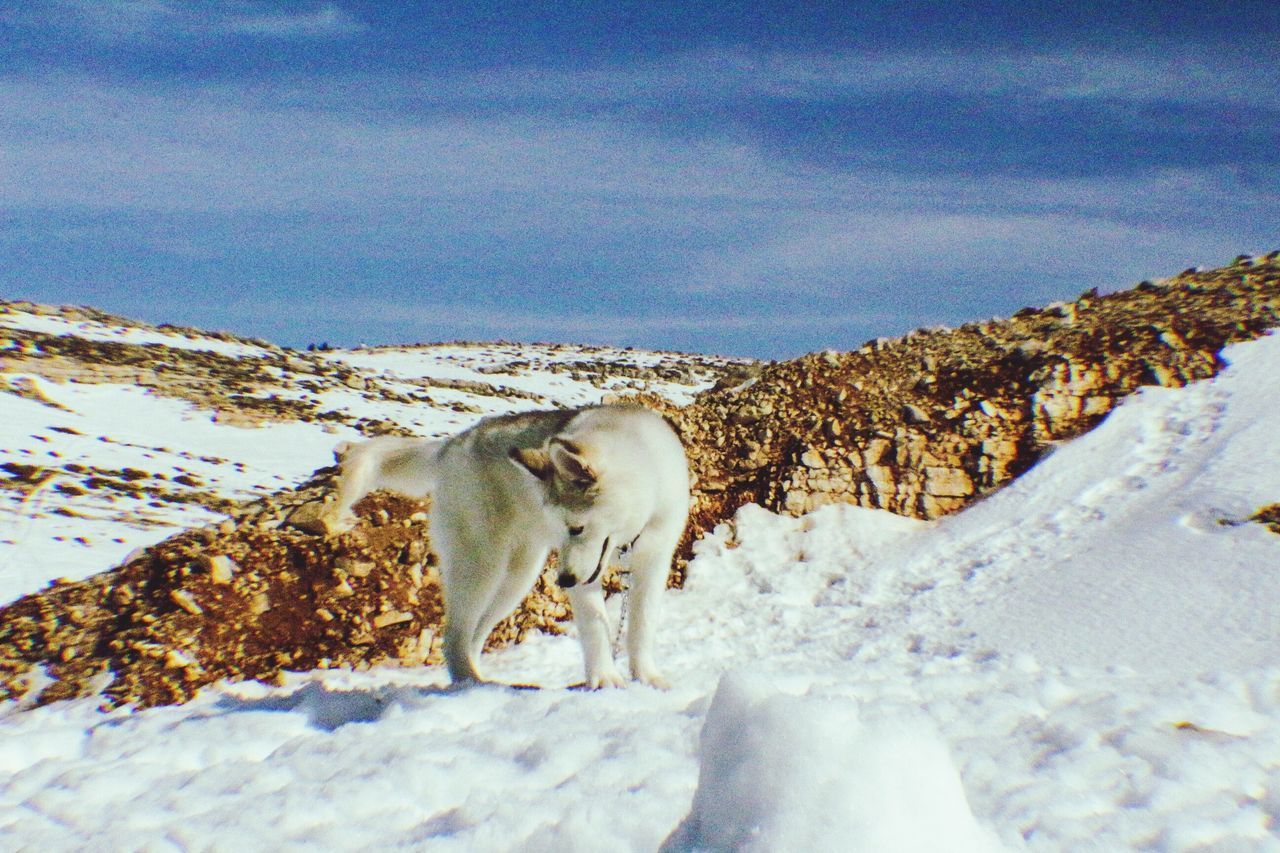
[556,571,577,589]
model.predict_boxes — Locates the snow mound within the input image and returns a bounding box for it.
[918,330,1280,676]
[664,672,999,853]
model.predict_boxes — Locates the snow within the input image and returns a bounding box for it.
[0,374,364,600]
[664,672,999,852]
[0,307,276,358]
[891,328,1280,675]
[323,342,736,410]
[3,330,1280,850]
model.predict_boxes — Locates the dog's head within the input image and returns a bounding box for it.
[510,437,614,588]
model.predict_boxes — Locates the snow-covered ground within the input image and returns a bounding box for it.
[0,375,366,600]
[327,341,729,409]
[3,330,1280,850]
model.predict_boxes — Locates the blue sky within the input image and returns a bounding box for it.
[3,2,1278,358]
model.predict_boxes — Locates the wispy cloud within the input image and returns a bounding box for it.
[382,48,1280,114]
[217,4,364,37]
[5,73,1270,216]
[748,50,1280,111]
[37,1,364,42]
[2,39,1274,357]
[2,72,1267,282]
[677,208,1238,307]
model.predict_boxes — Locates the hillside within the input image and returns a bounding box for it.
[669,251,1280,545]
[1,254,1278,709]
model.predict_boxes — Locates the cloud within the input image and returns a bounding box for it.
[5,72,1269,218]
[382,48,1280,115]
[2,48,1273,357]
[2,72,1266,293]
[218,49,1277,184]
[677,207,1238,308]
[40,1,364,42]
[217,4,365,37]
[747,50,1280,111]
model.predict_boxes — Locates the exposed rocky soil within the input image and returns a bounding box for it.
[2,253,1278,708]
[0,458,240,517]
[1,308,433,436]
[1249,503,1280,536]
[1,302,737,437]
[665,253,1280,564]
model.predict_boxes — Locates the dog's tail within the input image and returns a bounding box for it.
[331,437,444,525]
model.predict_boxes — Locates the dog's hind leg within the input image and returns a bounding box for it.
[566,582,626,689]
[622,524,680,689]
[439,541,508,685]
[467,543,550,666]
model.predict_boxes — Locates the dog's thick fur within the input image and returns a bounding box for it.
[330,405,690,689]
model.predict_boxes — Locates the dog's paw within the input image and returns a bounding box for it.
[584,668,627,690]
[631,666,670,690]
[445,676,487,693]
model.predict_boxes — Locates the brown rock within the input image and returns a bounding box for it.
[373,611,413,629]
[201,554,236,584]
[284,500,345,536]
[169,590,203,616]
[924,467,974,498]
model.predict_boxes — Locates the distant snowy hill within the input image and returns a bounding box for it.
[0,301,745,602]
[2,300,1279,849]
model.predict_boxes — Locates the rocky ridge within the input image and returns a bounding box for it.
[2,253,1278,708]
[664,252,1280,562]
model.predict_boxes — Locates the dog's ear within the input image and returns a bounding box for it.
[549,438,598,487]
[510,446,554,481]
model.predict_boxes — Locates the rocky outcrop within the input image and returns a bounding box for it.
[665,253,1280,562]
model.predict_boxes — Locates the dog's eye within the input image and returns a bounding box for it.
[568,525,584,536]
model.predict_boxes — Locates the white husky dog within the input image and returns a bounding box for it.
[329,405,690,689]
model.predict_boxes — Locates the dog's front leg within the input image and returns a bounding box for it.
[622,532,675,690]
[565,583,626,689]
